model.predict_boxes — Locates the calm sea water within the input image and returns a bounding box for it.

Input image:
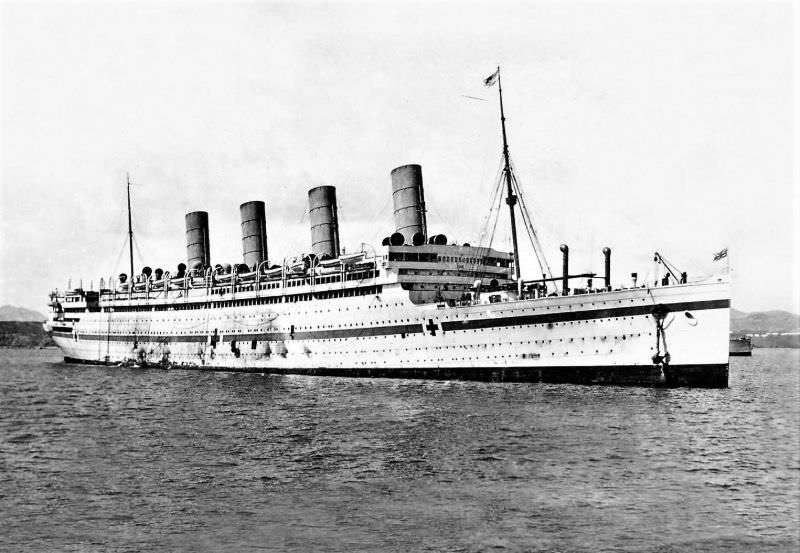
[1,348,798,552]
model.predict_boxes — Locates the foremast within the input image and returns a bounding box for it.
[488,67,521,283]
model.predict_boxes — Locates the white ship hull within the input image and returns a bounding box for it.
[46,278,730,387]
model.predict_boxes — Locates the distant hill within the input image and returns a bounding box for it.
[0,305,45,322]
[0,306,53,347]
[731,308,800,334]
[731,308,800,349]
[0,322,54,348]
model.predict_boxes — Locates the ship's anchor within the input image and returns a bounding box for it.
[651,304,671,381]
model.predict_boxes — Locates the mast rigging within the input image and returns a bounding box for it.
[495,67,522,282]
[484,67,554,291]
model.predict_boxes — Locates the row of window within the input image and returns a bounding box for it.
[397,268,507,278]
[89,270,379,300]
[285,269,378,287]
[388,252,439,262]
[61,285,385,313]
[387,252,512,268]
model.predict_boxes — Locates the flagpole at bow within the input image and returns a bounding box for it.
[486,66,522,283]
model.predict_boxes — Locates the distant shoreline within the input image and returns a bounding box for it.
[1,345,59,350]
[0,321,55,348]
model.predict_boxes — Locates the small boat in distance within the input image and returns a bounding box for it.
[729,336,753,357]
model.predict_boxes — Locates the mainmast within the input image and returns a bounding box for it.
[126,172,134,278]
[491,67,522,282]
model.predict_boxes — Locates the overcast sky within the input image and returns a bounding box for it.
[1,1,797,314]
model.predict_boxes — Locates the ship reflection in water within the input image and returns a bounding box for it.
[1,348,797,551]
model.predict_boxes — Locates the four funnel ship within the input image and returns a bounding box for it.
[180,165,434,272]
[43,68,732,388]
[46,165,731,389]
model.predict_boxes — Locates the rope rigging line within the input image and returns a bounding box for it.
[512,172,553,281]
[476,150,556,288]
[505,156,553,283]
[484,177,504,251]
[658,252,679,275]
[105,204,127,281]
[298,197,308,225]
[515,195,550,285]
[132,234,145,271]
[656,252,682,282]
[427,204,458,245]
[365,194,394,249]
[127,203,147,272]
[477,156,506,249]
[510,165,547,246]
[476,156,505,239]
[111,235,129,276]
[487,193,503,251]
[476,193,499,247]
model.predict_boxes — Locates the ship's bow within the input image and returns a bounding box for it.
[657,277,730,388]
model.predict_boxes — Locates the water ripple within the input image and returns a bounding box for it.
[1,348,798,552]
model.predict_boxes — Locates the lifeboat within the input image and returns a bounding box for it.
[317,252,366,269]
[215,272,233,284]
[168,276,189,290]
[263,266,284,279]
[315,265,341,276]
[288,258,306,274]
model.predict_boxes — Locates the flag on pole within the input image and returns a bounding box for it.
[713,248,728,262]
[484,69,499,87]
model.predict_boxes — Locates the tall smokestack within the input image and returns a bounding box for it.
[185,211,210,270]
[603,247,611,290]
[560,244,569,296]
[240,201,268,270]
[391,164,427,246]
[308,186,340,258]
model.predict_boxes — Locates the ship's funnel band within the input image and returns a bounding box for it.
[185,211,210,269]
[391,164,427,246]
[308,186,340,258]
[240,201,268,269]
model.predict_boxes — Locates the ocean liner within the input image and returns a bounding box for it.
[44,69,731,387]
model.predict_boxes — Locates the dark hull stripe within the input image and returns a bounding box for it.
[440,298,729,332]
[61,357,729,388]
[52,298,729,344]
[52,322,423,343]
